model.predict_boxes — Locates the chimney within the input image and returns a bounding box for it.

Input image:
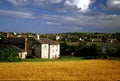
[7,33,9,38]
[25,38,28,51]
[37,34,40,40]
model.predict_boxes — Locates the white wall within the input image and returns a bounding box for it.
[50,44,60,59]
[41,44,60,59]
[18,52,27,59]
[56,44,60,58]
[41,44,49,59]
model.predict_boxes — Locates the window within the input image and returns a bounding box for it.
[44,45,46,48]
[52,45,54,48]
[52,50,54,52]
[56,45,57,47]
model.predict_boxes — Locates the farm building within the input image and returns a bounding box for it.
[0,45,27,59]
[0,37,60,59]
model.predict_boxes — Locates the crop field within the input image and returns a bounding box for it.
[0,60,120,81]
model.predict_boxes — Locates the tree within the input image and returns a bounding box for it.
[60,42,77,56]
[106,47,117,57]
[60,42,69,56]
[79,44,107,59]
[116,49,120,57]
[74,43,84,57]
[0,47,20,62]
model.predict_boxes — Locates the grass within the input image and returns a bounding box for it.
[0,60,120,80]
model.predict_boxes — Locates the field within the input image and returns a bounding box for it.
[0,60,120,81]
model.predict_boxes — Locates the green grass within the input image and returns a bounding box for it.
[21,57,84,62]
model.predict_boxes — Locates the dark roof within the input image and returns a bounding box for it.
[37,38,59,45]
[12,46,25,52]
[0,45,25,52]
[0,37,25,44]
[0,37,59,45]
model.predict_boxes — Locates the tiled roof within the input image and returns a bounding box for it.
[0,37,59,45]
[0,37,25,44]
[37,38,59,45]
[0,45,25,52]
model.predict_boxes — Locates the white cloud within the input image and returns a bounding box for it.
[43,14,79,23]
[1,0,120,32]
[64,0,94,13]
[5,0,63,6]
[73,26,83,31]
[4,0,94,13]
[114,0,120,4]
[0,9,35,19]
[49,0,63,4]
[107,0,120,10]
[45,21,60,25]
[6,0,29,6]
[42,14,120,32]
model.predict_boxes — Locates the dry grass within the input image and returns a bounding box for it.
[0,60,120,81]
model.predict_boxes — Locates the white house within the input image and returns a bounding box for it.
[37,38,60,59]
[0,36,60,59]
[56,36,60,40]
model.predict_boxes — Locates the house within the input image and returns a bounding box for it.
[36,38,60,59]
[12,46,27,59]
[0,45,27,59]
[56,35,60,40]
[0,37,60,59]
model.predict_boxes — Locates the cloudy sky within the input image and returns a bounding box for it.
[0,0,120,33]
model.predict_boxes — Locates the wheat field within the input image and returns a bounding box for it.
[0,60,120,81]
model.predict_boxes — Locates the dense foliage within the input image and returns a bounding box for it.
[0,47,20,62]
[60,42,120,59]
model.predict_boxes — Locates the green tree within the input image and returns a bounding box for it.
[74,43,84,57]
[60,42,77,56]
[60,42,69,56]
[0,47,20,62]
[116,49,120,57]
[90,44,107,59]
[79,44,107,59]
[106,47,117,57]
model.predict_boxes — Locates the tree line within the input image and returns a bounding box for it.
[60,42,120,59]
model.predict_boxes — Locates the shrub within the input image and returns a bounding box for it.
[106,47,117,57]
[116,49,120,57]
[0,47,21,62]
[80,44,107,59]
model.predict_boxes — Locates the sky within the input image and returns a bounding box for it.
[0,0,120,33]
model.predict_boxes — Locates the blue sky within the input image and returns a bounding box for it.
[0,0,120,33]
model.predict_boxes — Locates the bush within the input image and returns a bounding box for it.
[116,49,120,57]
[60,42,108,59]
[106,47,117,57]
[0,47,21,62]
[79,44,107,59]
[60,42,77,56]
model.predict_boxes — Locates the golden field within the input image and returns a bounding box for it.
[0,60,120,81]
